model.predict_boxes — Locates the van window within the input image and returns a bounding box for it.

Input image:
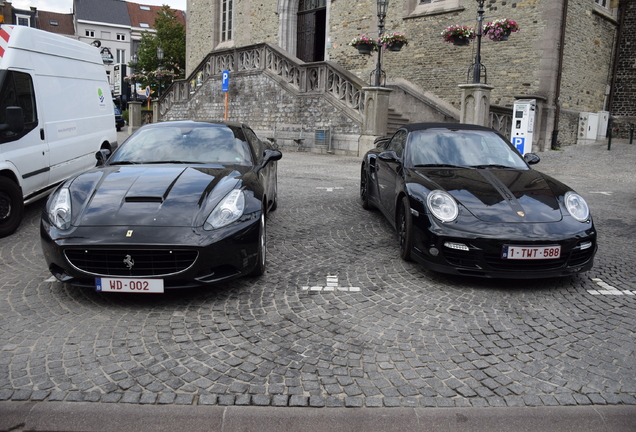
[0,71,38,142]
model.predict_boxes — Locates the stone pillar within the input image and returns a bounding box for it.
[358,87,392,156]
[128,101,143,134]
[458,83,495,126]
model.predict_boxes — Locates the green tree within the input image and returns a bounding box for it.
[129,5,186,95]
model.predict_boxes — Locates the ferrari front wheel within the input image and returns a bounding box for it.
[249,211,266,276]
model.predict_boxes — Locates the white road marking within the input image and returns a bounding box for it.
[589,192,613,196]
[588,278,636,296]
[316,187,344,192]
[302,275,360,292]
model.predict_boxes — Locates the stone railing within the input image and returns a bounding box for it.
[158,43,366,121]
[489,105,513,138]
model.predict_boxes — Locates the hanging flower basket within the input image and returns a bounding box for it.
[349,35,379,55]
[483,18,520,41]
[379,32,409,52]
[441,25,476,46]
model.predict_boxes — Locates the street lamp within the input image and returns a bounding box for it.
[156,46,164,98]
[470,0,486,84]
[130,54,138,101]
[373,0,390,87]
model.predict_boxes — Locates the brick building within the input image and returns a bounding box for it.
[183,0,633,149]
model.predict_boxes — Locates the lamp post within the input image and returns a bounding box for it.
[373,0,389,87]
[471,0,486,84]
[156,46,164,98]
[130,54,138,101]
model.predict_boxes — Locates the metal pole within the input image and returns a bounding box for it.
[473,0,485,84]
[374,14,385,87]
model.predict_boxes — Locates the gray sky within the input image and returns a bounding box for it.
[10,0,187,14]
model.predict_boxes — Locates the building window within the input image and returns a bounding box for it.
[16,14,30,26]
[595,0,608,8]
[221,0,233,42]
[85,29,95,37]
[50,20,58,26]
[116,49,126,64]
[140,23,150,28]
[117,34,126,41]
[140,5,151,10]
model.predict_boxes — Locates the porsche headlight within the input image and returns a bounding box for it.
[564,191,590,222]
[204,189,245,230]
[427,190,458,222]
[49,188,72,230]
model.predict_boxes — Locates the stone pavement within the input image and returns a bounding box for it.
[0,138,635,422]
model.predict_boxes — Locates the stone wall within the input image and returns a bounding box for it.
[163,72,362,155]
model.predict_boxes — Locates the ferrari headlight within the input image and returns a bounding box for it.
[564,191,589,222]
[427,190,458,222]
[205,189,245,230]
[49,188,72,230]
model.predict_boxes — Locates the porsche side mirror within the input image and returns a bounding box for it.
[374,137,390,150]
[95,149,111,166]
[524,153,540,165]
[378,150,399,162]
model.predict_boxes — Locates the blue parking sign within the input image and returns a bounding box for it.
[222,71,229,92]
[512,137,525,154]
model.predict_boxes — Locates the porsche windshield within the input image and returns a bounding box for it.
[111,125,254,165]
[407,129,527,169]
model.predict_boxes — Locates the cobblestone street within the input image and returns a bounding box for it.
[0,140,635,409]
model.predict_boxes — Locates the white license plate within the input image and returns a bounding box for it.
[501,245,561,260]
[96,277,164,293]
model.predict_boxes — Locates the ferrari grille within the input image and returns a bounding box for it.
[64,249,198,277]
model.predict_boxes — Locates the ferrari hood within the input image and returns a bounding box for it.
[69,165,244,227]
[417,168,563,223]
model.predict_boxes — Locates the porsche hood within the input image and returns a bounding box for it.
[67,166,244,227]
[417,168,564,223]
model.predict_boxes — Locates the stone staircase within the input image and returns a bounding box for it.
[387,107,409,136]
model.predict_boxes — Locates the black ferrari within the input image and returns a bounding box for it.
[41,121,282,292]
[360,123,597,279]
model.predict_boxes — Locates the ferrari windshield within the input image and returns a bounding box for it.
[407,129,527,169]
[111,124,254,165]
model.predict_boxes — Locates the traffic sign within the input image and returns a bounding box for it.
[222,71,229,92]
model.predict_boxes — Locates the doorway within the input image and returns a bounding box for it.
[296,0,326,62]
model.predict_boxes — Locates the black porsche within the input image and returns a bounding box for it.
[41,121,282,292]
[360,123,596,279]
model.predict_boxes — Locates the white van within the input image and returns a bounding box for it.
[0,25,117,237]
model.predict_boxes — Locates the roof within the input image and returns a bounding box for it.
[35,11,75,35]
[74,0,131,26]
[126,1,186,30]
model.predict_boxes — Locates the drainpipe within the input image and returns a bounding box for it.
[550,0,568,150]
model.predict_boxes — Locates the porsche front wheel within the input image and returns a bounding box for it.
[360,166,373,210]
[397,196,413,261]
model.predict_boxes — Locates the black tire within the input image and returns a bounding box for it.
[0,177,24,238]
[397,196,413,261]
[270,176,278,212]
[249,211,266,276]
[360,165,373,210]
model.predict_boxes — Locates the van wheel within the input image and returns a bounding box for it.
[0,178,23,238]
